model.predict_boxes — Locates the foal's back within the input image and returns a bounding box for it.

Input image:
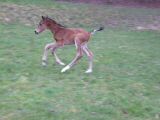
[62,28,90,45]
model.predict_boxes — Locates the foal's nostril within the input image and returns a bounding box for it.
[34,31,38,34]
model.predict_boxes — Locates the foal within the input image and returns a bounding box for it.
[35,16,104,73]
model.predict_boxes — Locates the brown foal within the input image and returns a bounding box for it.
[34,16,104,73]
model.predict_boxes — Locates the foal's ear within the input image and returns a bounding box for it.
[42,16,45,21]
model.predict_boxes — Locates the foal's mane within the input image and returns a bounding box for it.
[46,17,67,28]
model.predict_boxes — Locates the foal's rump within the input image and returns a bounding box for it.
[63,28,90,45]
[72,28,90,42]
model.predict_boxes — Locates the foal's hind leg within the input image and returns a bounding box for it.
[42,42,64,66]
[82,42,92,73]
[61,40,83,73]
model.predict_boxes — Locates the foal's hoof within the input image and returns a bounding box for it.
[85,69,92,73]
[42,62,46,67]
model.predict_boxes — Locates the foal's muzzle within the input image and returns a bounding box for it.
[34,30,38,34]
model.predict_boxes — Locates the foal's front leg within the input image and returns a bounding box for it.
[51,47,65,66]
[42,43,51,67]
[42,42,64,66]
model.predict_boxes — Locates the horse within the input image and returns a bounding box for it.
[34,15,104,73]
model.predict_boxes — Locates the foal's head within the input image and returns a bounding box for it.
[35,16,67,34]
[34,16,48,34]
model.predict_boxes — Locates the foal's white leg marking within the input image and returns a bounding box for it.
[82,43,92,73]
[61,65,70,73]
[85,69,92,73]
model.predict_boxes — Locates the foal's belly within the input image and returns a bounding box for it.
[63,38,75,45]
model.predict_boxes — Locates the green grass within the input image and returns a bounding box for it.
[0,0,160,120]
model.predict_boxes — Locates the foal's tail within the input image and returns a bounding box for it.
[90,27,104,34]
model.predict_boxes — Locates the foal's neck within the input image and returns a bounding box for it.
[47,21,61,35]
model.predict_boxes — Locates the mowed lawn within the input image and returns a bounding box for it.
[0,1,160,120]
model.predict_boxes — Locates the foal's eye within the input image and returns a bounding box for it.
[39,23,42,26]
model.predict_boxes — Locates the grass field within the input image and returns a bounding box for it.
[0,0,160,120]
